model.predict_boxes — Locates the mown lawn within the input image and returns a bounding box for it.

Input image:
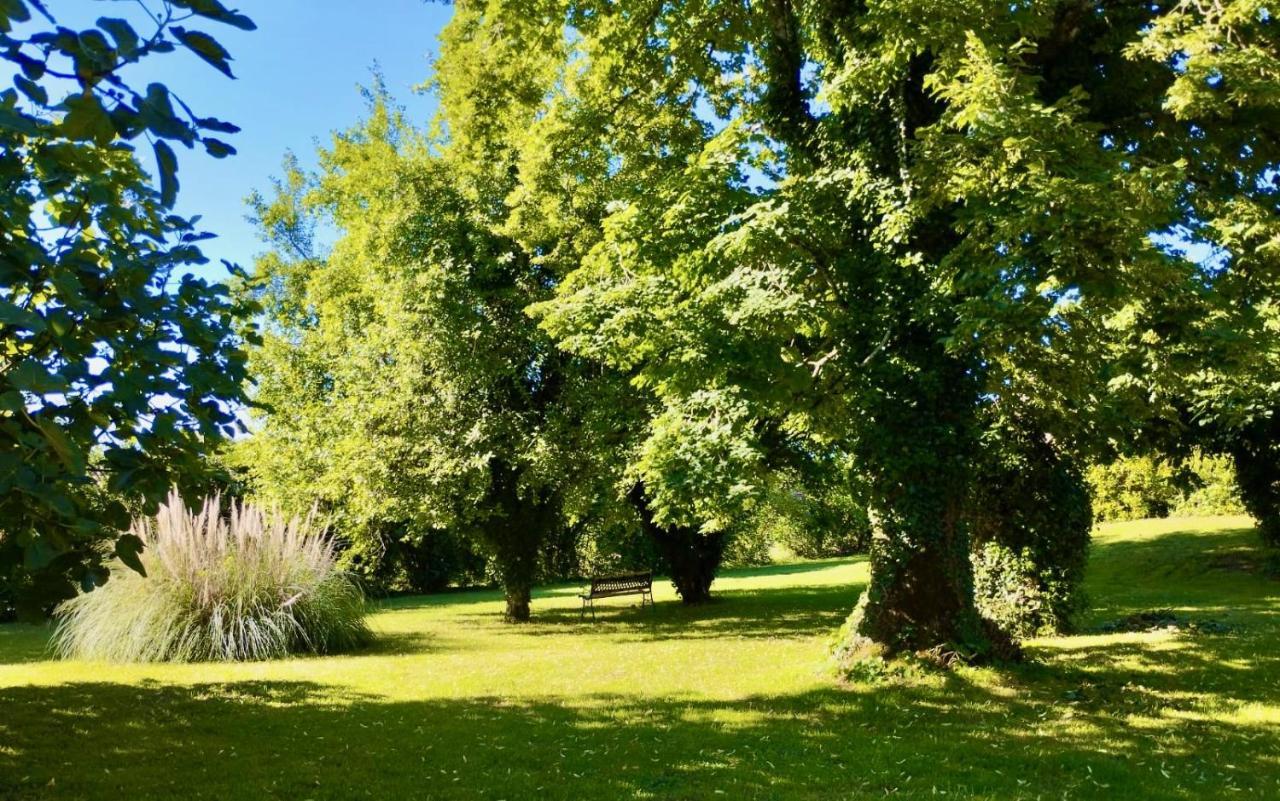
[1,516,1277,800]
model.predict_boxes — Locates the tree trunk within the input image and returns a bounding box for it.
[1230,417,1280,549]
[652,527,727,604]
[479,459,555,623]
[843,483,1012,664]
[628,484,725,604]
[835,359,1020,666]
[504,580,532,622]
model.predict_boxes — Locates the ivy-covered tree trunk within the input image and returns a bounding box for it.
[629,485,725,604]
[1230,416,1280,549]
[843,473,1004,663]
[837,361,1019,665]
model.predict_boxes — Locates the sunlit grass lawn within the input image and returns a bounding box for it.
[2,516,1277,800]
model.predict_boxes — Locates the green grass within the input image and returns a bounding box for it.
[2,516,1277,800]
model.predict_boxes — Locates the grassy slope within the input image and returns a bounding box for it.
[1,516,1276,800]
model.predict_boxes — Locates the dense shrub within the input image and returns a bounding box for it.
[539,521,586,583]
[52,493,370,663]
[1085,455,1179,521]
[341,523,489,596]
[1177,451,1249,518]
[968,428,1092,637]
[574,518,663,577]
[722,525,775,567]
[398,530,490,593]
[970,543,1080,639]
[1087,451,1245,522]
[763,474,872,560]
[1229,416,1280,548]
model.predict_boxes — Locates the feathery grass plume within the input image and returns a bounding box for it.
[52,491,370,662]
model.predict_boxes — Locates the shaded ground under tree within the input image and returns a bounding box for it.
[0,517,1275,800]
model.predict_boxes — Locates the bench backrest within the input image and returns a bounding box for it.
[589,572,652,596]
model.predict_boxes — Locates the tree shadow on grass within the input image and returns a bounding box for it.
[1025,624,1280,706]
[1087,527,1263,582]
[0,668,1274,801]
[373,558,861,615]
[0,623,53,665]
[460,583,864,642]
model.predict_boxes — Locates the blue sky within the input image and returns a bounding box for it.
[54,0,454,277]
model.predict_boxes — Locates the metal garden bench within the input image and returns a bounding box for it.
[579,571,653,619]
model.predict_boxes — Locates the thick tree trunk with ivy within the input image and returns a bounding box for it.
[836,360,1020,665]
[840,471,1014,665]
[629,485,725,604]
[1230,417,1280,549]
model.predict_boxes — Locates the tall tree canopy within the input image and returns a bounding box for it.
[239,0,1277,647]
[0,1,255,618]
[240,4,745,615]
[1112,1,1280,547]
[456,0,1280,659]
[235,49,653,617]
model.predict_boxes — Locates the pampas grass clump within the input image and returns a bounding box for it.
[53,492,370,662]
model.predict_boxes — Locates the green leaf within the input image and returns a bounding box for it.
[0,390,23,413]
[61,91,115,144]
[97,17,140,58]
[0,102,40,136]
[202,137,235,158]
[197,116,240,134]
[0,298,43,330]
[154,139,179,207]
[75,30,115,74]
[18,55,45,81]
[6,359,68,394]
[114,533,147,576]
[35,417,86,473]
[13,74,47,106]
[46,308,73,336]
[0,0,30,32]
[81,564,110,593]
[23,536,63,571]
[170,27,235,78]
[171,0,256,31]
[137,83,192,143]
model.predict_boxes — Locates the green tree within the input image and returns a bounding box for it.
[1228,419,1280,547]
[481,0,1262,661]
[0,1,255,618]
[1112,0,1280,547]
[237,69,640,619]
